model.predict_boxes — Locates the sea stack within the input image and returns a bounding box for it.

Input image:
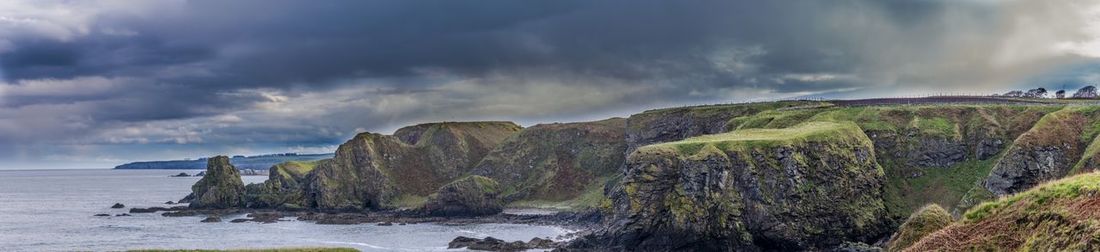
[184,156,246,209]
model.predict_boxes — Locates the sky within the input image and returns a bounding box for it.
[1,0,1099,169]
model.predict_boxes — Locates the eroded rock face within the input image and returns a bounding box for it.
[243,161,317,209]
[984,109,1096,196]
[420,176,504,217]
[471,118,627,202]
[303,122,521,210]
[582,124,889,251]
[186,156,246,209]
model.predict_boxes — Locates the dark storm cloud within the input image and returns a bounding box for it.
[0,0,1097,168]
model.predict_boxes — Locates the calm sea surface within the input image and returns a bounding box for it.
[0,169,571,251]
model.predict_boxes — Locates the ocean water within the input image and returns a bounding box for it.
[0,169,572,251]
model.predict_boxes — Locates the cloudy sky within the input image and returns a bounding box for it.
[1,0,1099,169]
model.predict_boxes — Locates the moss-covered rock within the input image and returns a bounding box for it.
[420,175,504,217]
[580,122,889,250]
[886,204,952,252]
[303,121,521,210]
[186,156,246,209]
[243,160,319,209]
[471,118,626,205]
[984,107,1100,196]
[908,172,1100,251]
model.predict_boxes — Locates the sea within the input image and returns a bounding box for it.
[0,169,573,251]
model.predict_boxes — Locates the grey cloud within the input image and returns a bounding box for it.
[0,0,1098,168]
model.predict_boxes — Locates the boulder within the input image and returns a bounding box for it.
[185,156,246,209]
[110,203,125,209]
[201,216,222,223]
[420,176,504,217]
[170,172,190,177]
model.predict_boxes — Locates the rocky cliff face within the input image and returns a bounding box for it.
[471,118,627,203]
[579,122,889,251]
[420,175,504,217]
[186,156,246,209]
[243,161,318,209]
[303,121,522,210]
[984,107,1100,196]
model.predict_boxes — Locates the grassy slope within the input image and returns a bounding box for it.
[906,172,1100,251]
[643,121,870,155]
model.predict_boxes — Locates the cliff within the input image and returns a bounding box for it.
[303,121,522,210]
[471,118,627,206]
[984,107,1100,196]
[580,122,889,250]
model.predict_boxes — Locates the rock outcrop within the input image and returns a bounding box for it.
[984,107,1100,196]
[471,118,627,203]
[579,122,889,250]
[886,204,952,252]
[184,156,246,209]
[243,160,318,209]
[303,121,522,210]
[420,176,504,217]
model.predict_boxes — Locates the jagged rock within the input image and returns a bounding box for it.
[303,122,521,210]
[170,172,190,177]
[115,213,131,217]
[195,171,206,176]
[110,203,125,209]
[421,176,504,217]
[243,161,318,209]
[185,156,246,209]
[377,222,393,226]
[93,213,110,217]
[471,118,627,203]
[579,122,889,251]
[229,218,249,223]
[201,216,222,223]
[164,201,175,204]
[885,204,952,252]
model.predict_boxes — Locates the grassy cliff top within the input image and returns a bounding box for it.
[273,160,319,178]
[964,171,1100,222]
[640,121,868,155]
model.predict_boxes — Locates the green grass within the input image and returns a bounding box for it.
[963,172,1100,222]
[390,194,428,209]
[130,248,359,252]
[642,121,868,156]
[882,158,1000,219]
